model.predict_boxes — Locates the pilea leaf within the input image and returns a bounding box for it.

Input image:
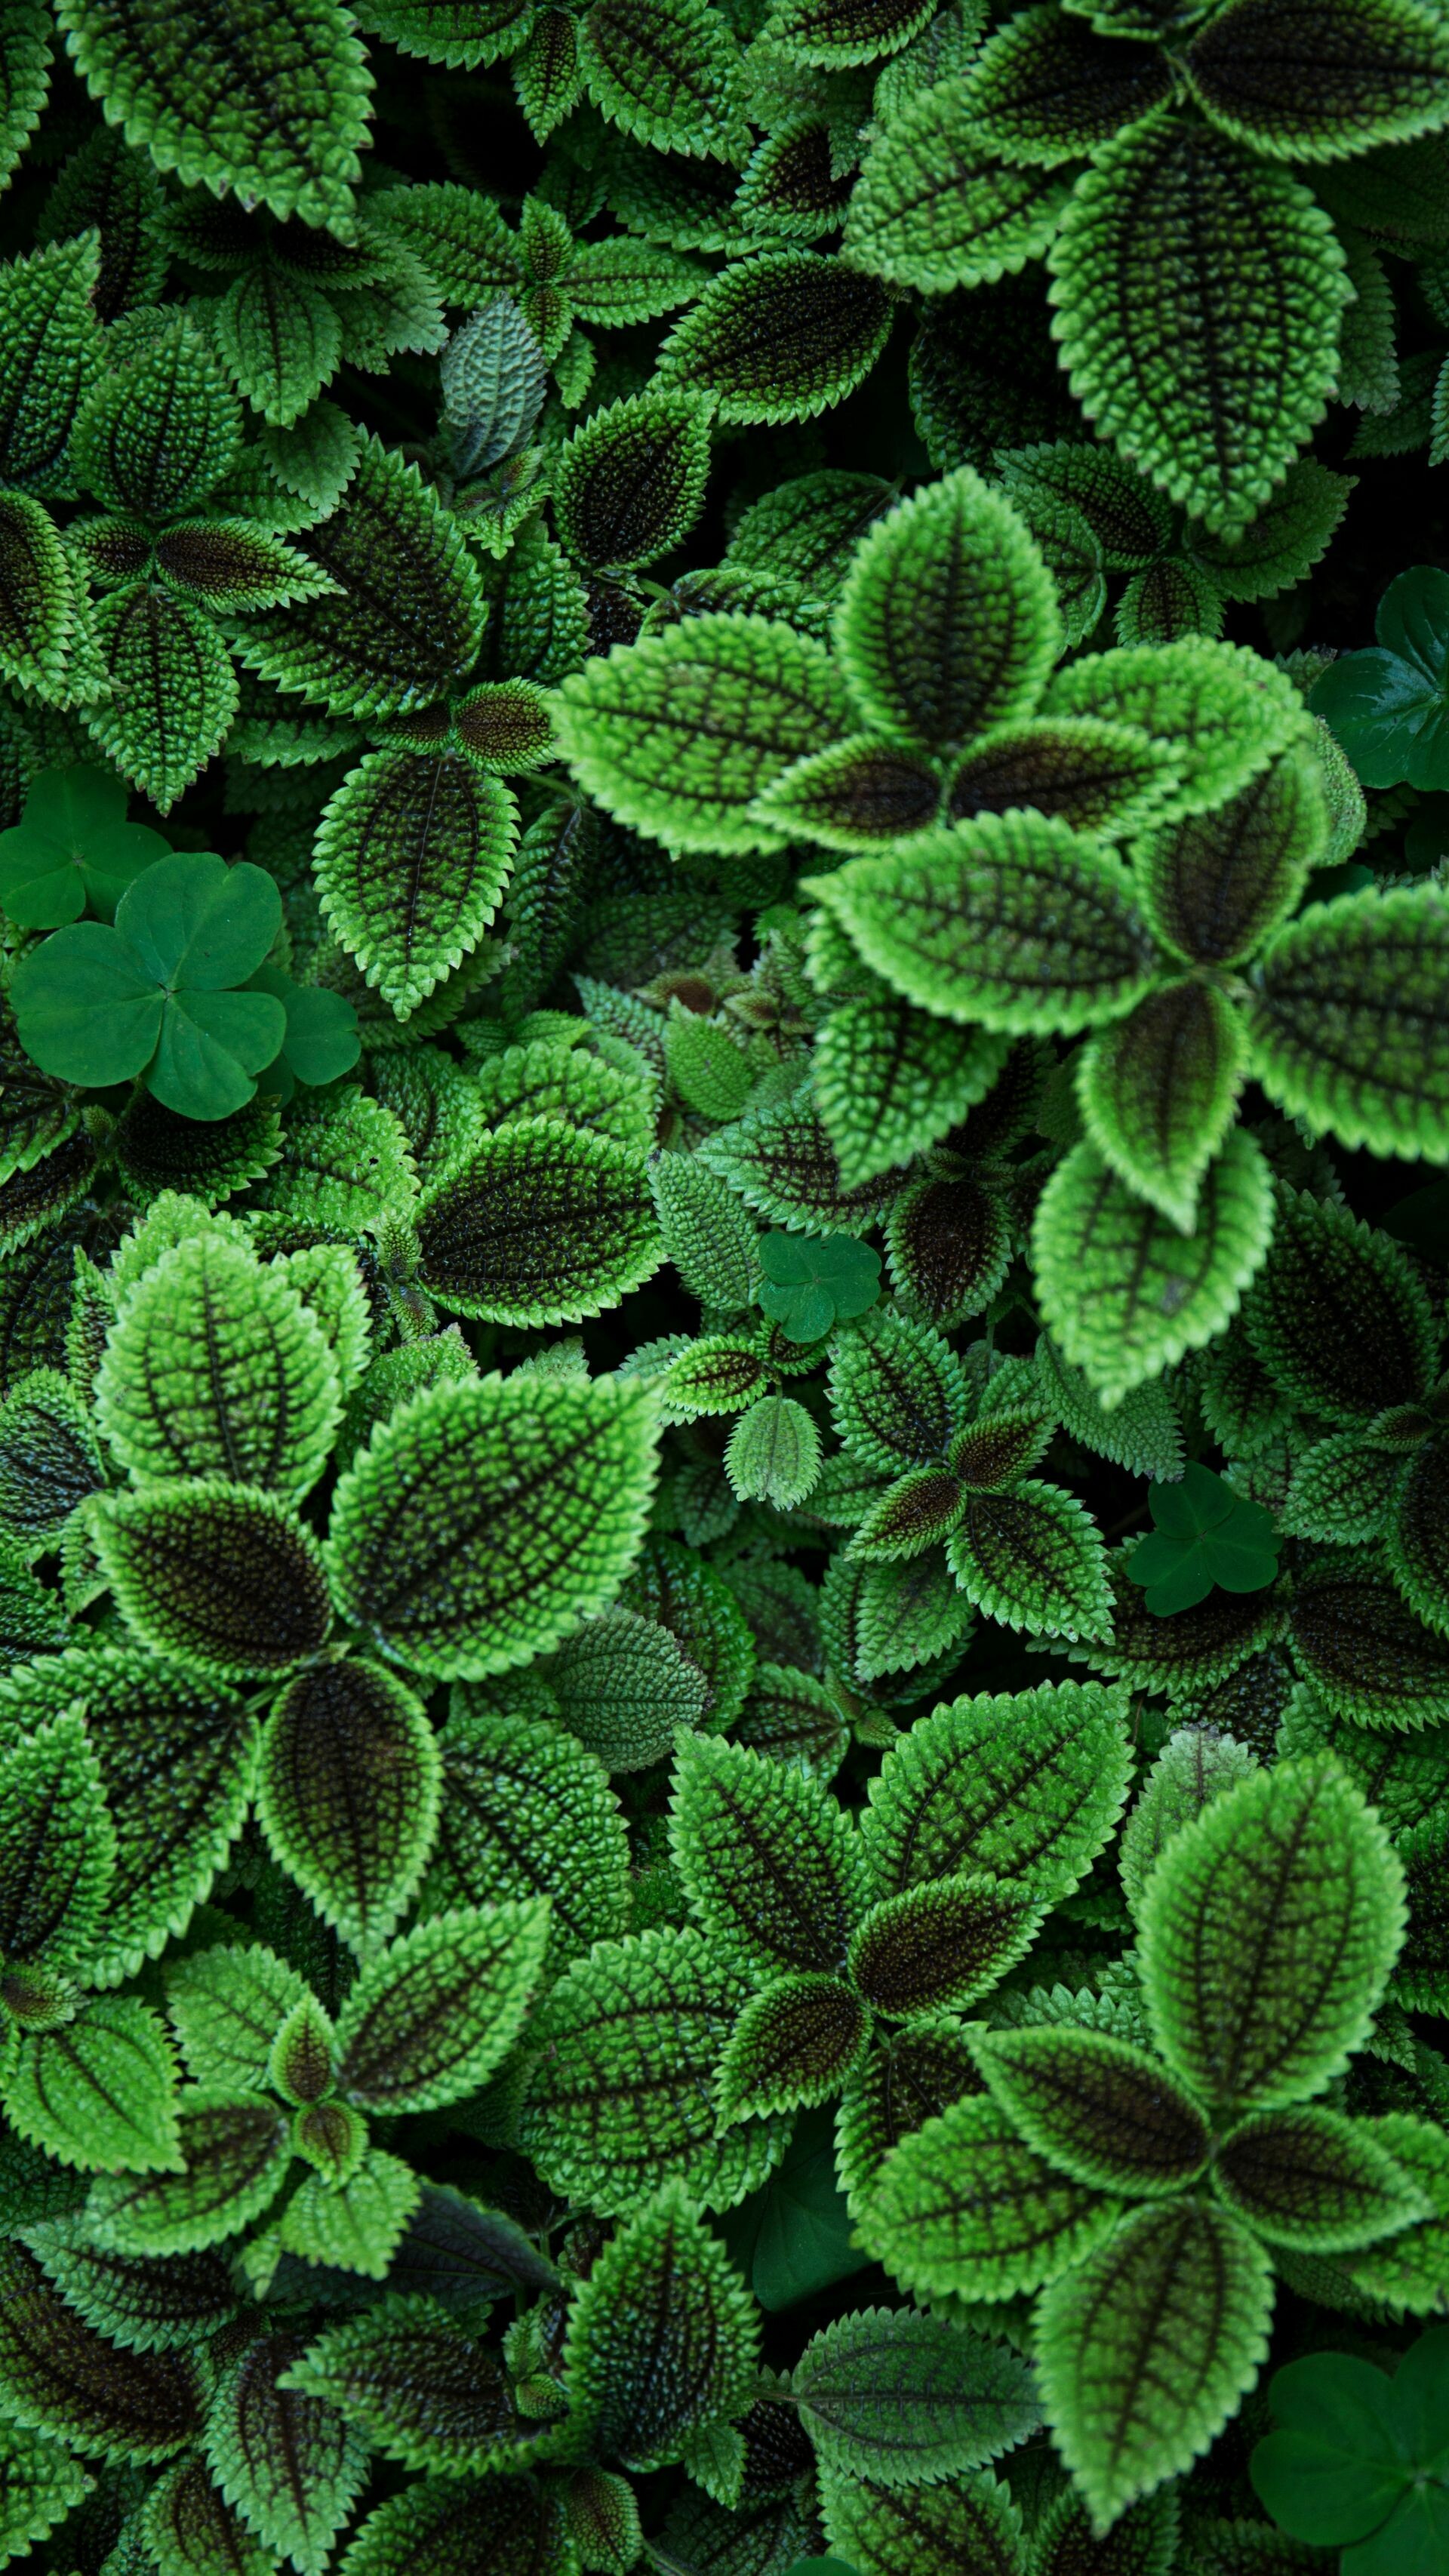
[331,1902,549,2113]
[93,1479,332,1680]
[658,254,894,425]
[326,1373,660,1679]
[671,1731,869,1980]
[845,78,1073,294]
[256,1659,441,1957]
[416,1116,660,1325]
[561,2182,760,2471]
[554,387,712,571]
[789,2306,1041,2487]
[205,2333,368,2576]
[315,752,518,1018]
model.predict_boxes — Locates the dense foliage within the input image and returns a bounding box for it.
[0,2,1444,2574]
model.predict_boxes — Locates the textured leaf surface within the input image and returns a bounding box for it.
[417,1117,660,1325]
[791,2306,1040,2488]
[658,254,894,424]
[333,1903,548,2113]
[563,2183,759,2471]
[315,753,517,1018]
[257,1659,439,1957]
[328,1374,659,1679]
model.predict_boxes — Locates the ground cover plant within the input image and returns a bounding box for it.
[0,5,1445,2574]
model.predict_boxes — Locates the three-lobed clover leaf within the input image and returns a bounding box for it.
[11,852,287,1121]
[1251,2328,1449,2575]
[756,1230,881,1343]
[0,765,170,929]
[1311,566,1449,789]
[1124,1460,1281,1614]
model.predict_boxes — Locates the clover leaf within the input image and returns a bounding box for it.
[1252,2332,1449,2576]
[248,964,361,1100]
[0,765,170,928]
[756,1231,881,1344]
[1310,567,1449,790]
[11,851,287,1121]
[1123,1460,1280,1616]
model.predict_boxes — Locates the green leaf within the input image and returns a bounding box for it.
[426,1705,629,1971]
[94,1479,331,1680]
[567,234,709,327]
[814,1005,1008,1194]
[18,2217,233,2356]
[563,2181,759,2471]
[834,466,1063,756]
[1078,980,1247,1234]
[1138,1756,1406,2117]
[334,2476,573,2576]
[0,2238,204,2461]
[651,1152,764,1310]
[416,1117,660,1325]
[1032,1131,1275,1408]
[555,610,852,854]
[848,1874,1043,2014]
[758,735,945,850]
[73,321,239,515]
[860,1676,1132,1900]
[0,1368,103,1556]
[214,267,342,429]
[520,1923,787,2214]
[1251,2337,1444,2551]
[0,235,103,498]
[206,2333,368,2576]
[0,2421,93,2567]
[758,1231,881,1346]
[1135,747,1327,968]
[257,1659,440,1957]
[715,1971,868,2121]
[1245,885,1449,1161]
[165,1943,304,2091]
[1124,1463,1281,1616]
[0,495,74,701]
[1035,2198,1275,2528]
[56,0,372,238]
[723,2102,872,2311]
[555,389,713,573]
[327,1900,547,2115]
[0,1644,259,1985]
[945,714,1175,837]
[820,2464,1026,2576]
[844,78,1072,293]
[578,0,748,156]
[96,1231,340,1500]
[1048,117,1351,536]
[946,1479,1112,1642]
[857,2089,1124,2301]
[1215,2104,1428,2252]
[789,2306,1040,2487]
[657,253,894,425]
[87,587,240,814]
[282,2299,523,2476]
[0,1710,113,1973]
[238,435,487,722]
[142,2456,279,2576]
[5,1998,180,2177]
[546,1605,709,1771]
[14,852,284,1117]
[315,751,517,1018]
[327,1373,660,1681]
[886,1171,1012,1327]
[0,765,167,930]
[976,2021,1211,2205]
[811,814,1158,1036]
[671,1730,868,1980]
[1046,635,1309,820]
[725,1394,823,1510]
[1242,1183,1435,1423]
[1186,0,1449,164]
[961,6,1173,165]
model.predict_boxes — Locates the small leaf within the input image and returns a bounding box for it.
[257,1658,441,1956]
[860,1676,1132,1900]
[1124,1462,1280,1616]
[972,2024,1210,2197]
[946,1479,1112,1642]
[658,253,893,425]
[715,1972,869,2121]
[578,0,749,157]
[857,2090,1124,2301]
[416,1117,660,1326]
[672,1731,868,1980]
[315,750,516,1020]
[555,387,712,571]
[93,1479,332,1679]
[848,1874,1043,2014]
[84,2088,291,2256]
[1245,885,1449,1161]
[6,1999,180,2177]
[845,79,1072,293]
[0,1712,113,1973]
[725,1394,822,1510]
[332,1903,549,2114]
[1078,979,1247,1234]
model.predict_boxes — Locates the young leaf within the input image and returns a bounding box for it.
[835,465,1063,756]
[327,1374,660,1680]
[848,1874,1043,2015]
[815,1005,1009,1193]
[1035,2199,1275,2527]
[946,1479,1112,1641]
[715,1973,869,2122]
[561,2182,760,2470]
[1048,117,1351,534]
[92,1479,332,1680]
[84,2089,291,2255]
[961,6,1173,164]
[426,1706,629,1971]
[725,1394,823,1510]
[315,752,518,1018]
[1135,747,1327,967]
[1078,980,1247,1234]
[1137,1756,1406,2116]
[0,235,103,497]
[1124,1463,1280,1616]
[789,2306,1041,2487]
[1032,1131,1275,1408]
[1214,2104,1429,2252]
[555,609,852,854]
[332,1903,549,2114]
[6,1998,180,2177]
[86,587,239,814]
[657,253,894,425]
[1044,635,1309,821]
[257,1659,441,1958]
